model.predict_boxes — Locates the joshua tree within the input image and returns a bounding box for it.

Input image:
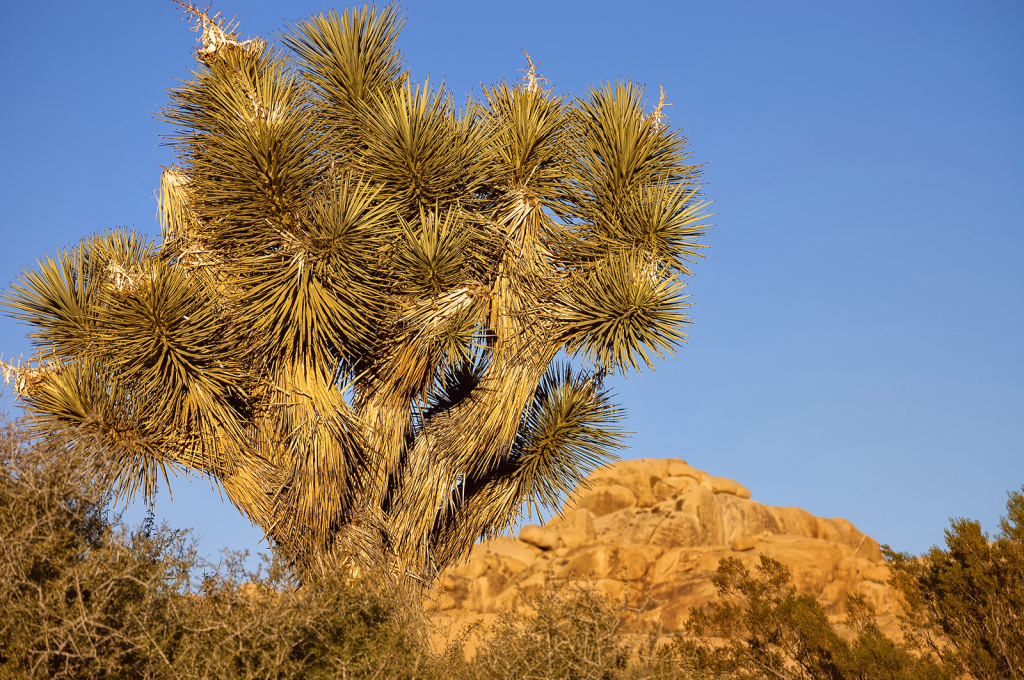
[1,3,708,583]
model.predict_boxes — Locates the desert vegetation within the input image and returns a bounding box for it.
[2,415,1022,679]
[1,2,1021,678]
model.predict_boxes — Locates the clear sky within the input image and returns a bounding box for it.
[1,0,1021,567]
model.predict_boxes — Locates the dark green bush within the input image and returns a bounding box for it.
[681,554,949,680]
[0,419,182,678]
[884,488,1024,680]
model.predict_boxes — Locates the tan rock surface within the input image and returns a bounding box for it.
[426,458,900,648]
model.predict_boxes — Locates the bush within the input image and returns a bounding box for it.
[0,417,437,680]
[884,488,1024,680]
[0,419,185,678]
[681,554,949,680]
[465,577,707,680]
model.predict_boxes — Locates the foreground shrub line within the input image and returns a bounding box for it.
[2,419,1021,679]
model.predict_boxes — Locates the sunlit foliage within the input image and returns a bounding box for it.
[1,2,708,583]
[885,488,1024,680]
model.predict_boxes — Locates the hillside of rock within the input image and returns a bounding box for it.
[426,458,901,643]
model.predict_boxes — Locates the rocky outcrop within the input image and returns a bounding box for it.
[426,458,901,642]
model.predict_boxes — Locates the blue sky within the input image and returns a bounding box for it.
[1,0,1021,567]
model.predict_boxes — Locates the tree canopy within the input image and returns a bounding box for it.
[1,2,708,583]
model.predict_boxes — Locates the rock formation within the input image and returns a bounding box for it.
[426,458,902,644]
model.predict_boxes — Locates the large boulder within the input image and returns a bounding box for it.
[426,458,899,647]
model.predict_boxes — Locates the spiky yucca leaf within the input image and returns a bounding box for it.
[95,261,240,397]
[421,358,488,422]
[512,362,625,512]
[230,176,397,372]
[477,81,569,200]
[26,359,176,505]
[235,244,370,373]
[303,176,396,283]
[560,253,693,372]
[428,363,623,565]
[4,252,101,361]
[394,209,472,296]
[354,79,480,209]
[3,229,155,360]
[614,182,711,273]
[163,47,320,241]
[283,6,406,114]
[567,80,696,219]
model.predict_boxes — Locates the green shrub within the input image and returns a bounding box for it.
[884,488,1024,680]
[681,554,949,680]
[0,419,185,678]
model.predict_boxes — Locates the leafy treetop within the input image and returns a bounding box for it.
[1,2,709,583]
